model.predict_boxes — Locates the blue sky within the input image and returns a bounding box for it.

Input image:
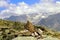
[9,0,60,5]
[9,0,40,5]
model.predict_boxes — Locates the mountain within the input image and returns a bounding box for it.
[38,13,60,31]
[5,14,28,22]
[5,13,43,23]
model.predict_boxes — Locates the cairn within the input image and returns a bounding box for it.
[24,21,43,39]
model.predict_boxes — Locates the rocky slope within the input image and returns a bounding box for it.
[0,19,60,40]
[38,13,60,31]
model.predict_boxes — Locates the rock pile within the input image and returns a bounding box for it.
[24,21,43,39]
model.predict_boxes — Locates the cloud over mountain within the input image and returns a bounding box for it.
[0,0,60,19]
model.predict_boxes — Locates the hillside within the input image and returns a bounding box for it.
[0,19,25,30]
[0,19,60,40]
[0,19,26,40]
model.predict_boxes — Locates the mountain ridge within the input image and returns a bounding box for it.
[38,13,60,31]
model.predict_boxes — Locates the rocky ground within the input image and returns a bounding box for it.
[39,36,59,40]
[0,27,59,40]
[12,36,60,40]
[0,20,60,40]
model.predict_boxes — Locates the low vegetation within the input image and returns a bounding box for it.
[0,19,60,40]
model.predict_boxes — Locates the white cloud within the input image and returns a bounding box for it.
[40,0,55,3]
[0,0,60,19]
[0,0,9,7]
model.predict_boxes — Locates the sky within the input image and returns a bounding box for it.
[9,0,40,5]
[0,0,60,19]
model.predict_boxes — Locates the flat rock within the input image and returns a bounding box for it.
[12,36,60,40]
[12,37,37,40]
[38,36,60,40]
